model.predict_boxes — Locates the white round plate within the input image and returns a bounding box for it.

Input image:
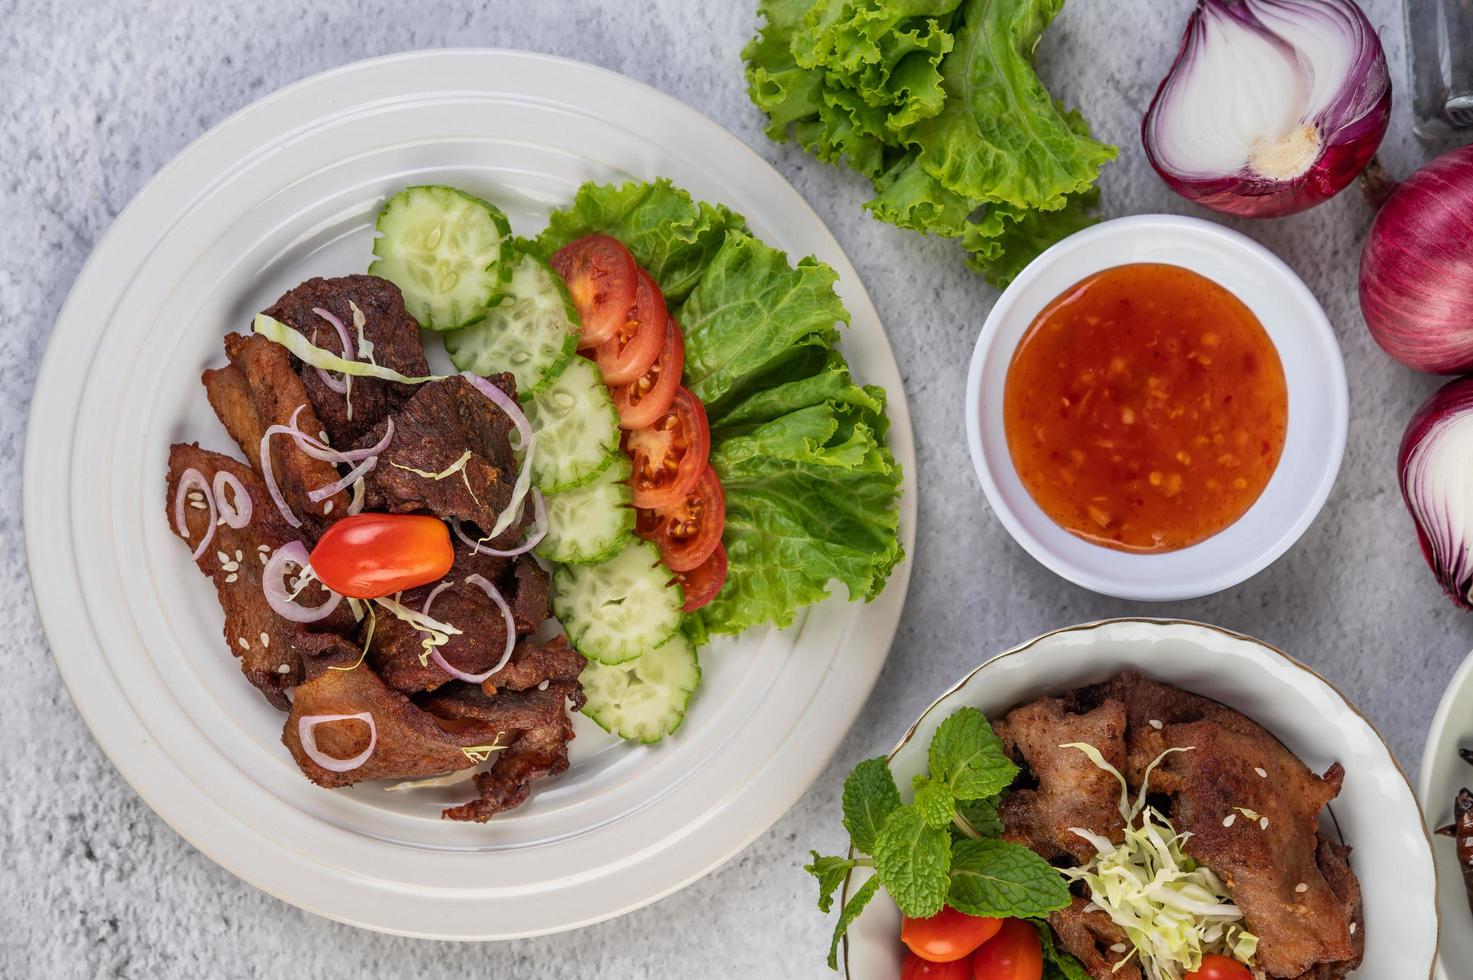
[841,620,1436,979]
[23,50,915,939]
[965,216,1348,601]
[1419,646,1473,980]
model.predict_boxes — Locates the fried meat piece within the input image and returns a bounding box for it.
[216,332,348,535]
[441,706,577,823]
[354,375,523,542]
[1113,672,1355,978]
[263,275,430,447]
[166,444,355,708]
[1048,897,1142,980]
[365,546,551,694]
[995,696,1128,864]
[482,634,585,696]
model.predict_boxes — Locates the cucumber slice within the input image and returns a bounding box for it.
[579,633,701,743]
[536,456,636,565]
[553,540,684,664]
[444,253,580,395]
[526,356,621,493]
[369,185,512,331]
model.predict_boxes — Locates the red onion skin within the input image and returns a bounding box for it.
[1142,0,1391,218]
[1362,145,1473,373]
[1398,376,1473,610]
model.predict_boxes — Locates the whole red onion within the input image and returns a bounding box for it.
[1143,0,1390,218]
[1361,145,1473,374]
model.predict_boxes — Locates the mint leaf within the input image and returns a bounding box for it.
[912,775,956,830]
[843,757,901,855]
[805,852,856,914]
[928,707,1018,801]
[1036,920,1091,980]
[946,839,1070,918]
[826,875,880,970]
[955,795,1005,839]
[873,805,951,917]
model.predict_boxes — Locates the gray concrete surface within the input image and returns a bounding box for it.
[1,0,1463,976]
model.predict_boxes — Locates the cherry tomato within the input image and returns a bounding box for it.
[593,268,668,385]
[613,316,684,430]
[1185,955,1253,980]
[308,513,453,599]
[969,919,1042,980]
[636,467,725,572]
[674,542,727,612]
[550,234,637,349]
[902,953,972,980]
[902,908,1004,963]
[623,387,710,510]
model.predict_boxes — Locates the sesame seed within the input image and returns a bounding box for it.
[259,553,269,564]
[276,664,290,674]
[1149,719,1163,730]
[537,679,550,691]
[216,551,230,563]
[1109,944,1127,953]
[1349,923,1356,935]
[187,491,204,501]
[234,550,243,561]
[224,573,237,583]
[1254,767,1267,778]
[1295,883,1308,893]
[260,632,270,648]
[222,561,239,572]
[258,544,270,552]
[1259,817,1269,830]
[237,637,249,650]
[323,500,334,515]
[1223,814,1236,828]
[189,500,207,510]
[319,431,330,444]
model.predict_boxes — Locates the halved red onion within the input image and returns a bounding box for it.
[461,372,535,538]
[450,490,548,558]
[298,712,376,773]
[1400,378,1473,609]
[419,573,516,683]
[212,471,252,529]
[263,541,343,623]
[172,467,217,560]
[1143,0,1390,218]
[312,307,354,395]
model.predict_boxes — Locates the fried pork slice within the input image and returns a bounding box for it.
[263,275,430,447]
[1048,897,1142,980]
[283,652,494,788]
[1306,836,1364,977]
[217,332,348,535]
[366,548,552,694]
[1117,673,1354,978]
[995,696,1128,864]
[166,444,355,708]
[418,680,582,822]
[354,375,524,544]
[482,634,585,696]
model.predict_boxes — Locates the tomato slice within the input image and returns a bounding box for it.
[674,542,727,612]
[309,513,454,599]
[613,316,684,430]
[1185,956,1253,980]
[636,467,725,572]
[902,908,1004,964]
[902,953,972,980]
[968,919,1042,980]
[550,234,637,349]
[623,387,710,510]
[593,268,667,385]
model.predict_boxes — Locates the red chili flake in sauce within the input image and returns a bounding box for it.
[1003,263,1287,553]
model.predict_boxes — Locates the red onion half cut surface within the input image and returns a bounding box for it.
[1400,377,1473,609]
[1143,0,1390,218]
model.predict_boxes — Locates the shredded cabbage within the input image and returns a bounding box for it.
[254,314,441,384]
[1059,742,1262,980]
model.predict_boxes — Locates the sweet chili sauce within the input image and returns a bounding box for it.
[1003,263,1287,553]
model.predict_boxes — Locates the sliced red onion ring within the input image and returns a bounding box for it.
[419,574,516,683]
[263,541,343,623]
[211,471,253,529]
[460,372,535,538]
[172,467,217,560]
[450,490,548,558]
[298,712,376,773]
[312,307,354,395]
[261,407,394,526]
[309,455,377,503]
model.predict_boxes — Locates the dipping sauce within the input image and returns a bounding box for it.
[1003,263,1287,553]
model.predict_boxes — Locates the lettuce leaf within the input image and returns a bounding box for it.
[743,0,1116,285]
[534,180,904,645]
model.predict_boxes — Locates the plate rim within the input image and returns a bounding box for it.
[840,616,1438,978]
[1417,644,1473,980]
[23,48,917,939]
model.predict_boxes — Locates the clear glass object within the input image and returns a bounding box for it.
[1408,0,1473,138]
